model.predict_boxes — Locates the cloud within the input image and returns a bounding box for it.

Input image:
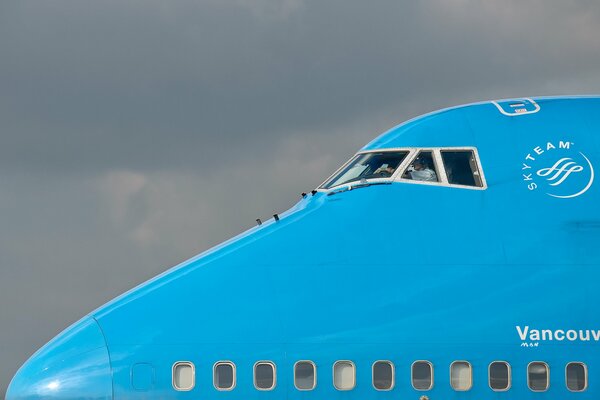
[98,171,148,225]
[1,1,599,175]
[2,0,600,393]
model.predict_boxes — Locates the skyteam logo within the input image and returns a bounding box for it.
[522,140,594,198]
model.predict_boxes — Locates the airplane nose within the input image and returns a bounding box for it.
[6,317,112,400]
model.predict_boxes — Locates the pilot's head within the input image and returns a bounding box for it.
[414,159,425,170]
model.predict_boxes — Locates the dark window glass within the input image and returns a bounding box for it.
[254,362,275,390]
[566,362,587,392]
[373,361,394,390]
[321,151,409,189]
[441,150,483,187]
[489,361,510,391]
[214,362,235,390]
[411,361,433,390]
[294,361,316,390]
[528,362,549,391]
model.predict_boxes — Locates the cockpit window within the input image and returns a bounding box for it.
[319,147,486,191]
[441,150,483,187]
[402,151,439,182]
[321,151,409,189]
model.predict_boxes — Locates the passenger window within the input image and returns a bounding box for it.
[566,362,587,392]
[333,361,356,391]
[320,151,409,189]
[528,362,549,392]
[172,362,195,391]
[254,361,276,391]
[440,150,483,187]
[294,361,316,390]
[489,361,511,391]
[403,151,439,182]
[214,362,236,391]
[450,361,472,391]
[372,361,394,390]
[411,361,433,390]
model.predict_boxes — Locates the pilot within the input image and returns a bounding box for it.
[374,164,396,177]
[407,158,437,182]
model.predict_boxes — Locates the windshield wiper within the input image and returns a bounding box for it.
[327,180,391,196]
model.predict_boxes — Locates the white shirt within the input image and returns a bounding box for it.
[410,168,437,182]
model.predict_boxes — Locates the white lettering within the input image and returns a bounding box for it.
[523,174,533,181]
[517,326,600,342]
[522,163,532,170]
[516,325,529,341]
[547,142,556,150]
[526,154,536,161]
[534,146,544,155]
[559,141,571,149]
[541,329,553,341]
[528,183,538,190]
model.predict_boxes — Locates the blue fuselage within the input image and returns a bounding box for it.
[7,96,600,399]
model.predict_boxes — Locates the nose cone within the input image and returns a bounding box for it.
[6,317,112,400]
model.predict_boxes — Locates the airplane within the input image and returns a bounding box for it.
[6,95,599,399]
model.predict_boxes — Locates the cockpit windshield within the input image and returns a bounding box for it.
[321,151,409,189]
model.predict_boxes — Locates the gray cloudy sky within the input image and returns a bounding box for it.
[1,0,600,394]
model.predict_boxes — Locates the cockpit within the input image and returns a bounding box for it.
[319,147,485,190]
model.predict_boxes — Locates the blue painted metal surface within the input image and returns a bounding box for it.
[7,96,600,399]
[6,317,112,399]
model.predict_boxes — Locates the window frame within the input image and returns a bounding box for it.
[400,149,444,185]
[565,362,588,392]
[318,149,413,190]
[172,361,195,391]
[527,361,550,392]
[253,361,277,391]
[372,360,395,391]
[450,360,473,392]
[488,361,511,392]
[294,360,317,391]
[411,360,434,391]
[317,147,487,192]
[213,361,236,391]
[332,360,356,391]
[439,148,485,188]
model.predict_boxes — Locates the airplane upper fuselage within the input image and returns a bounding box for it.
[7,96,600,399]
